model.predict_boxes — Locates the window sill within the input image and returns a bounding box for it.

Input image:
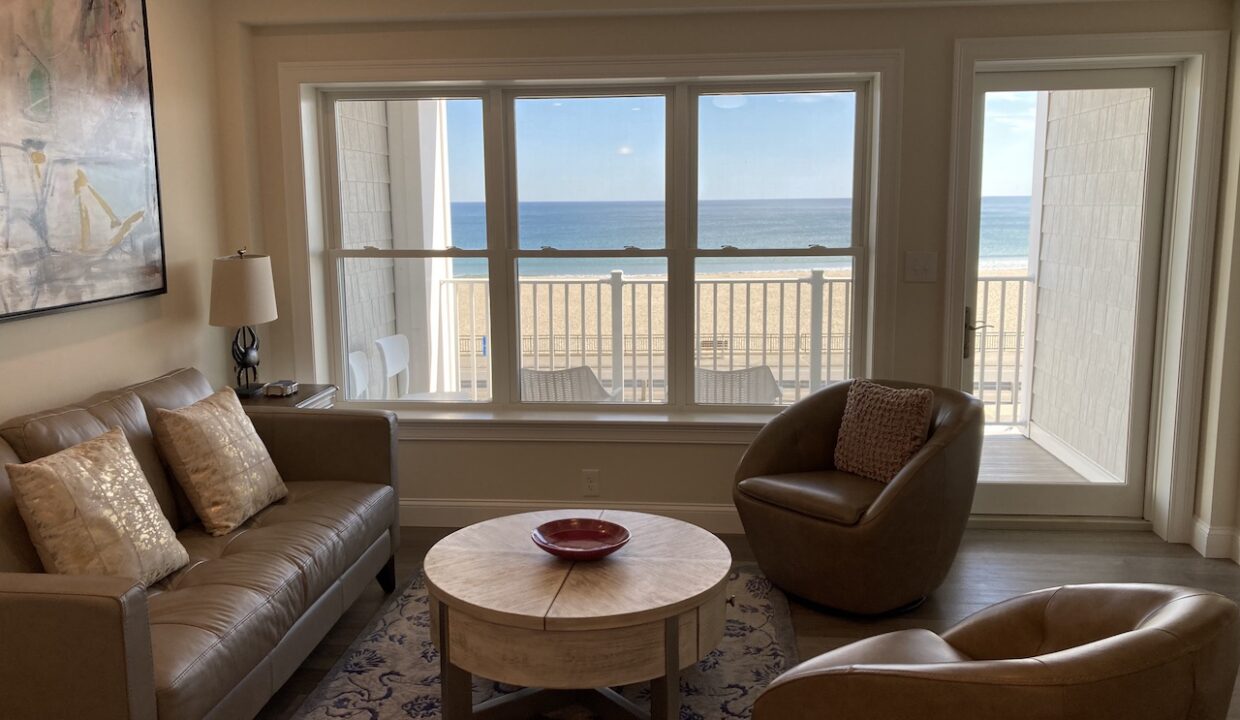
[356,406,774,444]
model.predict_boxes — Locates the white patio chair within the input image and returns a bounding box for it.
[374,334,411,400]
[695,366,783,405]
[373,333,472,402]
[520,366,623,402]
[347,350,370,399]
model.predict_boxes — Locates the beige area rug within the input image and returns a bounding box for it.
[294,564,798,719]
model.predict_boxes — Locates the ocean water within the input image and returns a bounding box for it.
[448,196,1031,276]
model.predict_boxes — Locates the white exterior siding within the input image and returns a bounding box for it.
[1029,88,1151,480]
[337,101,397,398]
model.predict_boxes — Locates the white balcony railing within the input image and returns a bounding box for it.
[442,272,1031,415]
[973,275,1033,425]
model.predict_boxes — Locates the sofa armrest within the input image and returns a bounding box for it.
[246,407,398,490]
[0,572,156,720]
[248,407,400,551]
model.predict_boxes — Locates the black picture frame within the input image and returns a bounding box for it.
[0,0,167,324]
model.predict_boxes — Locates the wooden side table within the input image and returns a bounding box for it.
[237,383,337,409]
[423,509,732,720]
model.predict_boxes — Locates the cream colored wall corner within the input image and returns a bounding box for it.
[0,0,228,418]
[208,0,1235,516]
[1193,0,1240,562]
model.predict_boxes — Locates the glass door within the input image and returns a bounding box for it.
[963,68,1173,517]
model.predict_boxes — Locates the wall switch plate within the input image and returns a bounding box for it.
[904,251,938,283]
[581,469,601,497]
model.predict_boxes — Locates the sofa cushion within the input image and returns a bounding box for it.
[738,471,885,526]
[0,406,107,462]
[125,367,217,421]
[0,437,41,573]
[84,391,186,528]
[146,481,395,720]
[0,385,202,531]
[126,368,217,527]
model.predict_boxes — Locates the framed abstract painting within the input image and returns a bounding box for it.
[0,0,165,323]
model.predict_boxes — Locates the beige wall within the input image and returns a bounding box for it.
[1196,0,1240,559]
[0,0,227,418]
[396,438,747,507]
[207,1,1235,520]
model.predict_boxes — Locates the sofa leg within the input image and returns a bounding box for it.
[377,556,397,594]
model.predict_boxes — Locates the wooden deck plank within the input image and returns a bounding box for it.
[980,434,1087,484]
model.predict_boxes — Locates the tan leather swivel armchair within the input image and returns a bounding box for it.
[754,584,1240,720]
[733,379,983,614]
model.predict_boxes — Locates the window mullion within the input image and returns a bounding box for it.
[851,81,872,378]
[321,96,348,393]
[670,83,694,409]
[484,87,517,407]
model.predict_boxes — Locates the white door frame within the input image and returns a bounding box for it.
[965,68,1173,519]
[944,32,1229,541]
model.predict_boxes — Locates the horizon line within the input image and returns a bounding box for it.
[445,195,1033,204]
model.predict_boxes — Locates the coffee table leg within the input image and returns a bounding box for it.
[649,616,679,720]
[438,601,473,719]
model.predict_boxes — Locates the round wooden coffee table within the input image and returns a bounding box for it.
[424,509,733,720]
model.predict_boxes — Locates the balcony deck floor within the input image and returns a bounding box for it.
[979,432,1090,485]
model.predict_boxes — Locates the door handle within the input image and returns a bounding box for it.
[962,307,994,360]
[963,304,994,360]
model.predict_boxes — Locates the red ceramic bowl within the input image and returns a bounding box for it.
[531,518,631,560]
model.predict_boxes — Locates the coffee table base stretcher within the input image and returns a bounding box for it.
[439,603,681,720]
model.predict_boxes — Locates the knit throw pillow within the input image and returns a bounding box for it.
[834,380,934,483]
[154,387,287,535]
[6,428,189,586]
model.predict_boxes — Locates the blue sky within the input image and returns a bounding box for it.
[981,91,1038,197]
[443,90,1037,202]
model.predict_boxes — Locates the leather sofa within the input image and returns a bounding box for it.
[754,583,1240,720]
[733,379,983,614]
[0,368,399,720]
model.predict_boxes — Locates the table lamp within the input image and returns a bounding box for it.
[210,249,278,396]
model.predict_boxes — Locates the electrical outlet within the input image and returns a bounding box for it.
[581,469,601,497]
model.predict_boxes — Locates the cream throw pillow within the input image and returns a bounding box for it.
[6,428,189,586]
[154,387,287,536]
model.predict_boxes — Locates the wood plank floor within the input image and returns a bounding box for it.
[258,528,1240,719]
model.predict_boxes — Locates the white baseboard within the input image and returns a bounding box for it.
[400,498,745,534]
[400,498,1172,537]
[967,514,1151,531]
[1191,517,1238,559]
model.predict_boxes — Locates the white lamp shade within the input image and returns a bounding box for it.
[209,253,278,327]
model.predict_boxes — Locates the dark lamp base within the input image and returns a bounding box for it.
[231,325,263,394]
[234,383,267,398]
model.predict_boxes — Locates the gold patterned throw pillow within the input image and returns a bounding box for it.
[154,387,287,536]
[6,428,189,586]
[834,379,935,483]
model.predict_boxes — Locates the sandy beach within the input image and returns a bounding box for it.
[449,265,1032,407]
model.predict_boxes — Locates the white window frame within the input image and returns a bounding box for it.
[319,78,871,413]
[279,51,904,433]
